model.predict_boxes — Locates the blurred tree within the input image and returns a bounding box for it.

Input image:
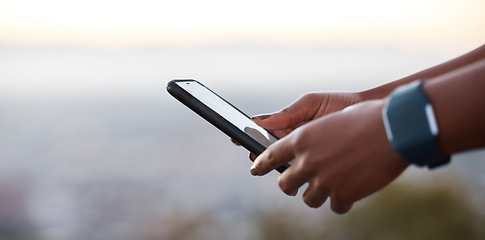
[323,183,485,240]
[253,207,322,240]
[252,182,485,240]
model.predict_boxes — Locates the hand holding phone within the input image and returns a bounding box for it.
[166,79,290,173]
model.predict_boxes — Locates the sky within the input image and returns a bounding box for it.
[0,0,484,50]
[0,0,484,97]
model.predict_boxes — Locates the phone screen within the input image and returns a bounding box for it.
[177,81,278,148]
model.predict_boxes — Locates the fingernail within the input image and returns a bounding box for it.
[250,167,259,176]
[251,114,272,121]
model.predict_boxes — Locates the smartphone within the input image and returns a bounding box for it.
[166,79,290,173]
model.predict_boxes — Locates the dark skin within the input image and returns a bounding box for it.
[243,44,485,214]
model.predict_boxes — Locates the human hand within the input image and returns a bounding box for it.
[238,92,361,160]
[251,92,363,139]
[249,100,410,214]
[232,92,362,155]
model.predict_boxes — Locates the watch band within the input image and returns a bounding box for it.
[382,80,450,169]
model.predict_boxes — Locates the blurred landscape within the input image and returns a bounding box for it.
[1,44,485,240]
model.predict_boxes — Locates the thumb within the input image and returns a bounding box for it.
[252,95,320,130]
[251,113,280,128]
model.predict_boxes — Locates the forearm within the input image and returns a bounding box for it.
[424,58,485,156]
[359,44,485,100]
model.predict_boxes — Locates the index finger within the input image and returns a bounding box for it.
[250,136,295,176]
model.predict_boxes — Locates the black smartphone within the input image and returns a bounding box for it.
[166,79,290,173]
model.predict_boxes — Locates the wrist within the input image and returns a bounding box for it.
[358,82,399,101]
[421,59,485,155]
[358,76,427,101]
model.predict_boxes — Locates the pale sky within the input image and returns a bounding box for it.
[0,0,484,49]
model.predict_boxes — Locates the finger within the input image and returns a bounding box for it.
[277,161,308,196]
[230,138,241,146]
[272,129,293,139]
[250,136,295,176]
[249,152,257,162]
[252,94,321,130]
[330,199,353,214]
[302,181,329,208]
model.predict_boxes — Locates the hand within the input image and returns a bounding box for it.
[251,92,363,139]
[232,92,362,157]
[249,100,410,214]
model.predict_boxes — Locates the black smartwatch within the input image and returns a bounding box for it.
[382,80,450,169]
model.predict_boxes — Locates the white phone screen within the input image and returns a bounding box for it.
[178,81,278,148]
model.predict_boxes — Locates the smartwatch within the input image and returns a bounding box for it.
[382,80,450,169]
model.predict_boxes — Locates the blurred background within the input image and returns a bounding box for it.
[1,0,485,239]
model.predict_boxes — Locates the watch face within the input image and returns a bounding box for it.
[385,80,449,168]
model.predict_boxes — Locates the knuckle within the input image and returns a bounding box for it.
[256,150,275,173]
[312,179,327,193]
[294,157,315,177]
[281,106,290,114]
[265,150,277,167]
[291,128,309,151]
